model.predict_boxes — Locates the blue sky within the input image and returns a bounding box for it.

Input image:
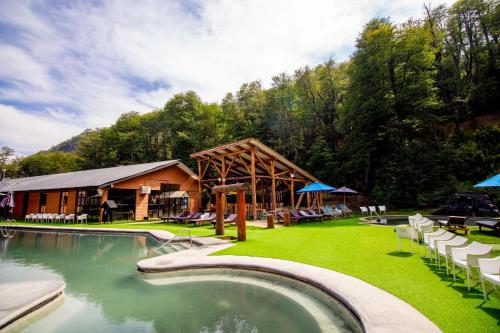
[0,0,454,155]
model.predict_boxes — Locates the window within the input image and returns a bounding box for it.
[75,188,100,221]
[59,191,68,213]
[39,192,48,213]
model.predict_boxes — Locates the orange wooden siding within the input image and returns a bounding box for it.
[45,191,60,213]
[27,192,40,214]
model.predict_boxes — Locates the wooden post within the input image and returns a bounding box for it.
[237,191,246,241]
[271,159,276,212]
[197,160,202,210]
[306,192,311,209]
[221,157,227,214]
[283,211,291,226]
[215,192,224,235]
[266,213,274,229]
[290,176,295,209]
[251,150,257,220]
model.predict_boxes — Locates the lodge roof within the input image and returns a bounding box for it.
[0,160,197,192]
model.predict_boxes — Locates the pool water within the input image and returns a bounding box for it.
[1,231,361,333]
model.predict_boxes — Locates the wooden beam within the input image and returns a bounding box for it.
[197,159,202,210]
[271,159,276,212]
[212,183,250,193]
[291,177,295,208]
[224,153,238,178]
[237,191,246,241]
[215,192,224,235]
[295,192,304,210]
[251,149,257,220]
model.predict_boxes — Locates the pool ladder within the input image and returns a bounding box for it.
[157,228,193,251]
[0,219,16,238]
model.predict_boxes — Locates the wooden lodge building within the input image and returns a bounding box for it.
[0,160,200,222]
[0,138,321,222]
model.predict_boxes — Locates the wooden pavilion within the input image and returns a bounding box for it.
[191,138,319,219]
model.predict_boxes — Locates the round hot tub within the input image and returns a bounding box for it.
[141,268,363,333]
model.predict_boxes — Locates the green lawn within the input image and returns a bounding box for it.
[7,218,500,333]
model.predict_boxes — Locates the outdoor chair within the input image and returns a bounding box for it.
[476,220,499,233]
[422,229,447,257]
[191,213,215,226]
[54,214,65,223]
[451,242,493,291]
[175,212,200,224]
[224,213,237,224]
[339,203,352,216]
[436,236,468,275]
[428,232,456,262]
[25,214,34,222]
[360,206,368,215]
[65,214,75,223]
[299,210,322,221]
[291,211,308,223]
[478,256,500,300]
[395,225,418,253]
[378,205,387,215]
[162,211,188,223]
[416,220,434,244]
[408,213,424,227]
[368,206,377,216]
[438,216,468,234]
[323,206,338,218]
[77,214,88,223]
[211,214,237,227]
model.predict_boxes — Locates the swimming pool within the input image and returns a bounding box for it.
[1,231,362,332]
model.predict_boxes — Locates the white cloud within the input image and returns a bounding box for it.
[0,104,85,155]
[0,0,457,154]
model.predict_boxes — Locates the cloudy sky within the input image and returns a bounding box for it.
[0,0,455,155]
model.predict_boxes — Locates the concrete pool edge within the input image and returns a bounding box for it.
[137,247,442,333]
[0,280,65,330]
[4,225,231,247]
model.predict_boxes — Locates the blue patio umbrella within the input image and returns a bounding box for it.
[296,182,336,193]
[474,173,500,188]
[296,182,335,209]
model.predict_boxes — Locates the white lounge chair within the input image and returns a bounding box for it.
[478,256,500,300]
[436,236,468,274]
[360,206,368,215]
[451,242,493,291]
[378,205,386,214]
[395,225,418,253]
[77,214,88,224]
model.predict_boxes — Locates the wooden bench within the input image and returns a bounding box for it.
[438,216,469,235]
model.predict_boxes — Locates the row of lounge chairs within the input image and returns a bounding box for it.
[360,206,386,215]
[321,204,352,218]
[162,211,237,226]
[25,213,88,223]
[276,210,325,223]
[397,213,499,300]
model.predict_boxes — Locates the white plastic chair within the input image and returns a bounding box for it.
[428,232,455,261]
[368,206,377,215]
[360,207,368,215]
[77,214,88,224]
[395,226,418,253]
[65,214,75,223]
[436,236,468,274]
[451,242,493,291]
[422,229,447,257]
[54,214,65,223]
[478,256,500,300]
[378,205,386,214]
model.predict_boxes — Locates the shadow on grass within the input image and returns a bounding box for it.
[477,305,500,325]
[386,251,413,257]
[450,285,485,299]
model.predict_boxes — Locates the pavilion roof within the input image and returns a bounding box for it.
[191,138,319,183]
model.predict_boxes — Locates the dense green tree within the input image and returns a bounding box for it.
[19,151,83,176]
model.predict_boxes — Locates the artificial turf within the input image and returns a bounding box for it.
[7,217,500,332]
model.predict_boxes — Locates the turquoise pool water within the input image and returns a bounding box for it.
[0,231,361,333]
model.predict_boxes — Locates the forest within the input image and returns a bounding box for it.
[2,0,499,208]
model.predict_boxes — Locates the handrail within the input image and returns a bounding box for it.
[157,228,192,250]
[0,219,15,238]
